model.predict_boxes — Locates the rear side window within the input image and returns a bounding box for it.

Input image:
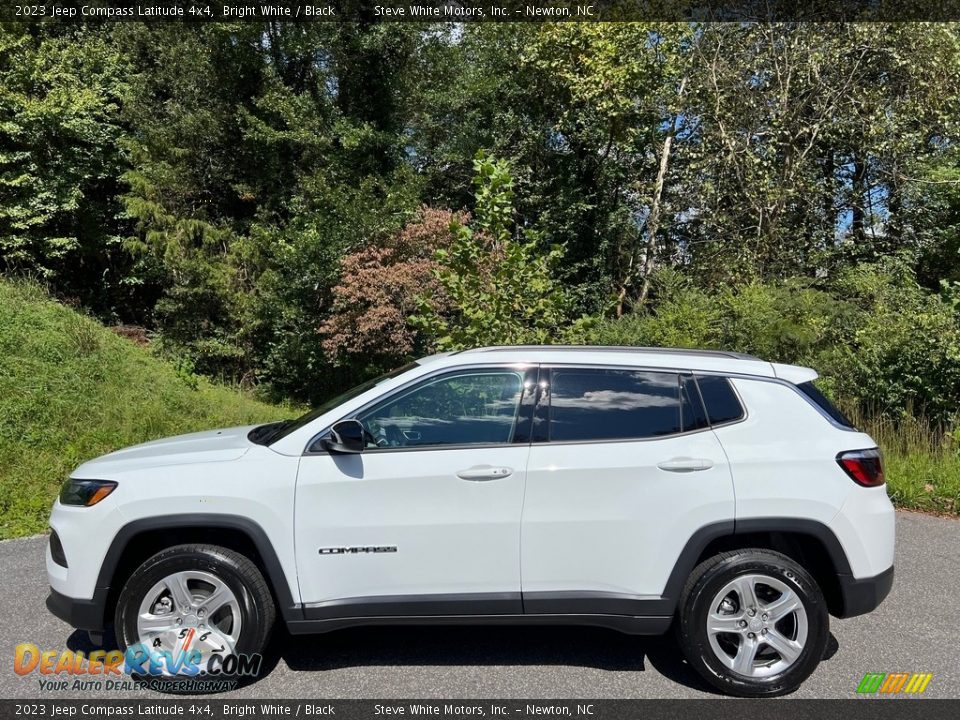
[796,381,855,429]
[548,369,704,442]
[696,375,745,425]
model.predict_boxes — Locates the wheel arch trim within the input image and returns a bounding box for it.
[660,517,854,613]
[733,517,853,574]
[96,513,301,624]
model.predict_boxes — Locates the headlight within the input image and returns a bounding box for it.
[59,479,117,507]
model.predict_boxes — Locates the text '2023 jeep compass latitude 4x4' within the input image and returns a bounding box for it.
[46,346,895,696]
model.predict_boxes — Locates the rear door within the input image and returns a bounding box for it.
[521,367,735,614]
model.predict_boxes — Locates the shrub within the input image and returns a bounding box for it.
[583,259,960,425]
[320,206,463,369]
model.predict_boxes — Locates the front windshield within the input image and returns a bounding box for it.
[264,362,419,445]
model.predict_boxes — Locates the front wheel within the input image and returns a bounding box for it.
[677,549,829,697]
[114,544,275,688]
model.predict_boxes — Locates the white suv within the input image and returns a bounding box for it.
[46,346,894,696]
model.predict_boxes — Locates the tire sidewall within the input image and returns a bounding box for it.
[115,547,268,678]
[682,553,829,697]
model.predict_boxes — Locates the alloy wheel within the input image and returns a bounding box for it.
[705,573,808,678]
[135,570,242,674]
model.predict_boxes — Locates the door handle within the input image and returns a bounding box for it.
[657,457,714,473]
[457,466,513,481]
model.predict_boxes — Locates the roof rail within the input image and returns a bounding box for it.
[458,345,761,361]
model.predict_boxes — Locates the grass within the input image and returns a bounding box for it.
[854,410,960,516]
[0,280,296,539]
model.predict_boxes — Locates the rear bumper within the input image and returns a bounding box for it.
[836,565,894,618]
[46,587,109,632]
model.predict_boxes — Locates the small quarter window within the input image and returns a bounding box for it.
[695,375,745,425]
[796,381,856,429]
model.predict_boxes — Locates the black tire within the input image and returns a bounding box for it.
[676,549,829,697]
[114,544,275,691]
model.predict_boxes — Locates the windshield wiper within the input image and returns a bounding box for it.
[248,420,292,446]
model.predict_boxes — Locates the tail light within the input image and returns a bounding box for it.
[837,448,885,487]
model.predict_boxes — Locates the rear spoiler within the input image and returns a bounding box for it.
[770,362,818,385]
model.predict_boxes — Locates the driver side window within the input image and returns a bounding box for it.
[356,370,525,449]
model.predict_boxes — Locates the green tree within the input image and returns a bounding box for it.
[0,25,147,318]
[523,23,694,312]
[413,153,585,350]
[681,23,960,283]
[118,22,424,393]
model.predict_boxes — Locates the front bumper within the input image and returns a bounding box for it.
[46,587,110,632]
[836,565,894,618]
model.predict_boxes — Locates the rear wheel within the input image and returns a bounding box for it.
[114,544,275,689]
[677,549,829,697]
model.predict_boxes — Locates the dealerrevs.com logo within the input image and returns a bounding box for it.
[14,642,262,693]
[856,672,933,696]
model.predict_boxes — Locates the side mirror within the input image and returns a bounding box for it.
[323,419,366,454]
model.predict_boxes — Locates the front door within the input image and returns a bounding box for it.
[295,366,537,618]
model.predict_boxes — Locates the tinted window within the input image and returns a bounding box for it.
[696,375,745,425]
[356,370,524,448]
[264,362,418,445]
[681,375,710,431]
[797,381,855,429]
[549,369,696,442]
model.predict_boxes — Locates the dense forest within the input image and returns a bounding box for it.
[2,21,960,456]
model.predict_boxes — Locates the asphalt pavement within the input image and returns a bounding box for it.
[1,511,957,699]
